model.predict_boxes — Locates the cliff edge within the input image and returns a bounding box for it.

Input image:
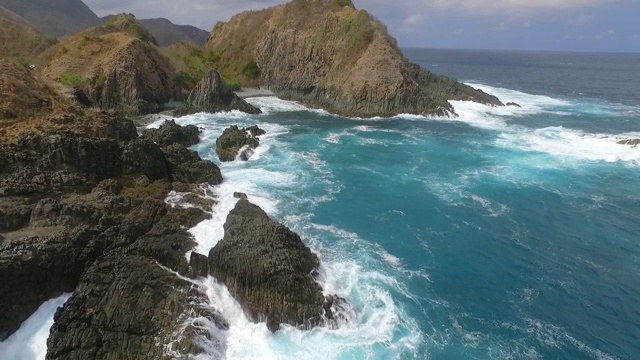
[206,0,501,118]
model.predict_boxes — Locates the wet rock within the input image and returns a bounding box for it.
[142,119,201,147]
[618,139,640,146]
[175,69,261,116]
[215,125,263,162]
[189,252,209,278]
[233,192,248,199]
[208,199,326,332]
[506,102,522,108]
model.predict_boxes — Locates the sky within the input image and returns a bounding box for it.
[83,0,640,52]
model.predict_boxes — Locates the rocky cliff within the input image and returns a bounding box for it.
[37,14,181,115]
[205,0,502,118]
[0,63,226,358]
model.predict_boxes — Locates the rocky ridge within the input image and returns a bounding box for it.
[36,14,181,115]
[206,0,502,118]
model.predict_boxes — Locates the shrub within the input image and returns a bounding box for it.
[176,70,195,88]
[95,73,107,88]
[242,61,261,80]
[227,80,242,91]
[60,72,84,87]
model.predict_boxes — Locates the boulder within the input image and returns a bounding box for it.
[506,102,522,108]
[233,192,248,199]
[142,119,201,147]
[174,69,261,116]
[208,199,326,332]
[215,125,264,162]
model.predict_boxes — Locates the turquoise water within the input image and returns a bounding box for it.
[155,50,640,360]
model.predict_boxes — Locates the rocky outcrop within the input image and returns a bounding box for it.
[0,107,225,358]
[208,199,333,332]
[175,69,261,116]
[37,14,180,115]
[215,125,264,162]
[206,0,502,118]
[618,139,640,146]
[142,119,201,147]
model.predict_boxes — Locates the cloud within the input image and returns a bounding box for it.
[420,0,623,13]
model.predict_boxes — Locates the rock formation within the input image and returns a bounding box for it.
[175,69,261,116]
[36,14,180,115]
[205,0,502,118]
[142,119,201,147]
[215,125,264,162]
[208,199,335,332]
[618,139,640,146]
[0,64,225,358]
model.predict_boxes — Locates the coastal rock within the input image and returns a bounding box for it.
[233,192,248,199]
[0,97,225,358]
[208,199,327,332]
[142,119,201,147]
[618,139,640,146]
[506,102,522,108]
[215,125,264,162]
[206,0,502,118]
[175,69,261,116]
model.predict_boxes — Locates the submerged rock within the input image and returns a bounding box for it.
[208,199,333,332]
[618,139,640,146]
[215,125,265,162]
[175,69,262,116]
[506,102,522,108]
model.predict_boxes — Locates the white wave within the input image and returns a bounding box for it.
[323,132,342,144]
[497,127,640,165]
[0,294,71,360]
[246,97,329,116]
[466,83,572,108]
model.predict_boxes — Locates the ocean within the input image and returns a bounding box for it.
[2,48,640,359]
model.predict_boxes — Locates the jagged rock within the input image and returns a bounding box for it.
[216,125,264,162]
[233,192,248,199]
[206,0,502,118]
[618,139,640,146]
[245,125,266,137]
[0,106,224,359]
[174,69,261,116]
[208,199,326,332]
[506,102,522,108]
[142,119,201,147]
[188,252,209,278]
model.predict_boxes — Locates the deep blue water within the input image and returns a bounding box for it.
[162,49,640,359]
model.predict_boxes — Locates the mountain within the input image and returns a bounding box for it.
[0,6,57,63]
[206,0,501,118]
[139,18,210,47]
[0,0,100,36]
[36,14,181,115]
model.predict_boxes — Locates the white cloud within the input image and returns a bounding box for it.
[421,0,622,13]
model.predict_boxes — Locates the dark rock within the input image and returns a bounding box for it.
[216,125,262,162]
[189,252,209,279]
[506,102,522,108]
[233,192,248,199]
[208,199,326,332]
[142,119,201,147]
[175,69,261,117]
[162,143,223,185]
[245,125,266,137]
[0,114,226,358]
[618,139,640,146]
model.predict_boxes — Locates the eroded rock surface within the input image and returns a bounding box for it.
[208,199,337,332]
[215,125,264,162]
[175,69,261,116]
